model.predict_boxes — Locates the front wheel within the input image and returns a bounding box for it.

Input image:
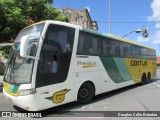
[77,83,95,104]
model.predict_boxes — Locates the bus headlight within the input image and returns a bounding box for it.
[18,89,36,96]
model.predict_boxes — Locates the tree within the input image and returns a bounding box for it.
[0,0,69,43]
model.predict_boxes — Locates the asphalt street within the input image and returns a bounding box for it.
[0,69,160,120]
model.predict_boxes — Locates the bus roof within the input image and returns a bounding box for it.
[107,34,154,50]
[21,20,81,31]
[82,28,154,50]
[20,20,154,50]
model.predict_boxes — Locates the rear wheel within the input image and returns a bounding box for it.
[141,74,147,85]
[147,72,151,80]
[77,82,95,104]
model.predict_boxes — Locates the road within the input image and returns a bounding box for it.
[0,69,160,120]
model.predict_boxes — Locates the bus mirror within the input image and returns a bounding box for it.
[20,36,39,59]
[20,36,29,57]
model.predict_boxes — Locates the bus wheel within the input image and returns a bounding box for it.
[141,74,147,85]
[147,72,151,80]
[77,82,95,104]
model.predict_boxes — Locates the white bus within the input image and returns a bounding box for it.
[3,20,156,111]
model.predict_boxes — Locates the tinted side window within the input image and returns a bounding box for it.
[77,32,93,54]
[120,42,132,57]
[146,49,151,59]
[95,38,103,55]
[132,45,141,58]
[146,49,156,60]
[93,36,103,55]
[141,48,147,59]
[151,50,156,60]
[102,38,119,57]
[77,31,102,55]
[36,25,75,88]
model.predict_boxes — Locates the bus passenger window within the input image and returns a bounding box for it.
[94,38,102,55]
[132,45,141,58]
[120,42,132,57]
[77,32,93,55]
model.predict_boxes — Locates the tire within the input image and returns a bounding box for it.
[77,82,95,104]
[141,74,147,85]
[147,73,151,80]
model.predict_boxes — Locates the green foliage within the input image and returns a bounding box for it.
[0,46,11,58]
[0,0,69,43]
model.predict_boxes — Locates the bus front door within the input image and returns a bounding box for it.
[34,24,75,110]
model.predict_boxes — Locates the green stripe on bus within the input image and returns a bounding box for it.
[114,58,133,81]
[100,57,133,83]
[8,85,19,93]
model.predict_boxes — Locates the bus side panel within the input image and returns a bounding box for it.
[100,57,156,82]
[74,56,102,97]
[100,57,135,91]
[125,58,157,83]
[34,81,75,111]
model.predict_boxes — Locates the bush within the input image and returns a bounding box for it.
[0,59,5,75]
[0,46,11,75]
[0,46,11,58]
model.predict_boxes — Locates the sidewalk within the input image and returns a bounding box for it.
[0,75,3,84]
[0,76,3,92]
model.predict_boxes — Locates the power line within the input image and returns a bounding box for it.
[148,29,160,32]
[97,21,160,24]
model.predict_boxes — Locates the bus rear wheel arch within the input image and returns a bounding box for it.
[77,81,95,104]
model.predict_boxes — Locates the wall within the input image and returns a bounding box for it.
[59,8,98,31]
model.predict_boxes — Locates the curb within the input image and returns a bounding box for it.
[0,76,4,84]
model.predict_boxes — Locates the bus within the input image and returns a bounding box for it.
[3,20,156,111]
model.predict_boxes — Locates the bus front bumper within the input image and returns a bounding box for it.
[3,88,38,111]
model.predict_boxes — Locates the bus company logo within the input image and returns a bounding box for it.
[130,60,147,66]
[52,89,71,104]
[77,61,97,68]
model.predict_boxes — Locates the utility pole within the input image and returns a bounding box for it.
[109,0,111,34]
[67,0,68,8]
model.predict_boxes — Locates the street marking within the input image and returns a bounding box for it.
[156,84,160,88]
[152,83,160,88]
[81,106,87,109]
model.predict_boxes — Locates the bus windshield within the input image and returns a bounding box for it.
[4,23,45,85]
[15,23,45,42]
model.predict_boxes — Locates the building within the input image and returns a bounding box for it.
[58,8,98,31]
